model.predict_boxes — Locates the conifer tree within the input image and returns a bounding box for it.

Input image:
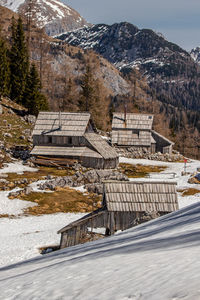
[79,65,94,111]
[9,17,29,104]
[79,64,107,129]
[62,78,77,111]
[23,63,48,115]
[0,35,10,99]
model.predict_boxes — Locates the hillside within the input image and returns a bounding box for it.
[0,0,89,35]
[56,22,200,158]
[0,97,34,167]
[0,200,200,299]
[0,5,136,130]
[1,7,200,157]
[58,22,200,111]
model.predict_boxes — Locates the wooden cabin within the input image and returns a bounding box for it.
[151,130,174,155]
[31,112,118,169]
[112,113,174,154]
[58,180,178,249]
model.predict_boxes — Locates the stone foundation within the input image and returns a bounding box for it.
[115,147,184,162]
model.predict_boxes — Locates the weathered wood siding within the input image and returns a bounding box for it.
[60,210,138,249]
[33,135,83,146]
[59,180,178,249]
[152,131,173,154]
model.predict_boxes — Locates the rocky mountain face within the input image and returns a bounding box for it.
[58,22,200,111]
[57,22,200,158]
[190,47,200,64]
[0,0,89,35]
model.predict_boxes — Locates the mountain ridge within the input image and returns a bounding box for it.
[0,0,89,35]
[57,22,200,111]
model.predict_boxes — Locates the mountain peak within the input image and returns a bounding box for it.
[0,0,89,35]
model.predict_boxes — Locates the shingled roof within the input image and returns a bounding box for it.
[31,146,102,158]
[32,112,91,136]
[85,133,118,159]
[112,113,154,130]
[112,130,152,146]
[103,181,178,212]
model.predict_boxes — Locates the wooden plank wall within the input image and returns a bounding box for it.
[60,211,138,249]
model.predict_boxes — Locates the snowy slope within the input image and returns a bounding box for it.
[0,159,200,269]
[0,0,89,35]
[0,213,85,267]
[0,0,25,11]
[0,202,200,300]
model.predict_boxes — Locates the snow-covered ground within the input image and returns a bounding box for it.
[0,213,85,267]
[120,157,200,208]
[0,161,38,174]
[0,202,200,300]
[0,159,200,271]
[0,188,36,215]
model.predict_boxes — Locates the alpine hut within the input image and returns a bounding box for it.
[58,180,178,249]
[31,112,118,169]
[112,113,174,154]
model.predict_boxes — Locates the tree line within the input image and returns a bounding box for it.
[0,17,48,115]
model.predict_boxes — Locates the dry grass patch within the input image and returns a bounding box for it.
[7,166,75,181]
[0,214,16,218]
[178,188,200,197]
[0,214,10,218]
[0,112,32,147]
[119,163,167,178]
[20,187,101,215]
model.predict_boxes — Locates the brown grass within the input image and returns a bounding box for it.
[119,163,167,178]
[6,166,75,182]
[20,187,101,215]
[0,166,75,191]
[0,214,16,218]
[178,188,200,197]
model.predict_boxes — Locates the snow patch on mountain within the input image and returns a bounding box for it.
[190,47,200,64]
[56,22,189,73]
[0,0,25,11]
[0,0,89,35]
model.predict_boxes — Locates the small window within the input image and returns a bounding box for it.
[48,136,52,144]
[68,137,72,144]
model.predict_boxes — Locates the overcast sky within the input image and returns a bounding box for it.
[64,0,200,51]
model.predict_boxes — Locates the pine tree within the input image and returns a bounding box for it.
[23,63,48,115]
[0,35,10,99]
[79,64,107,129]
[79,65,94,111]
[9,17,29,104]
[62,78,77,111]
